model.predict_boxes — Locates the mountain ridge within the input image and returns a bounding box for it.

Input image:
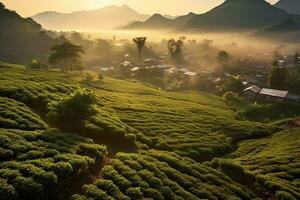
[125,12,197,30]
[32,4,150,30]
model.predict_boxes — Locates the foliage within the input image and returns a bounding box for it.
[218,50,230,64]
[48,41,84,71]
[218,75,245,95]
[47,89,97,133]
[240,101,300,122]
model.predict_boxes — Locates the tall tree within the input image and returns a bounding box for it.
[48,41,84,71]
[269,64,288,90]
[168,39,184,65]
[133,37,147,63]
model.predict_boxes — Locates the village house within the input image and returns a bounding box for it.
[258,88,289,102]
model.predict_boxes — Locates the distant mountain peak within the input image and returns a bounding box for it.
[31,4,149,30]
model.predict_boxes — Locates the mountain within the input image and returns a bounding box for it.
[264,17,300,32]
[0,2,54,63]
[32,4,149,30]
[275,0,300,15]
[184,0,290,31]
[125,12,197,30]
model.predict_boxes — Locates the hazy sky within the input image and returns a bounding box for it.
[2,0,279,17]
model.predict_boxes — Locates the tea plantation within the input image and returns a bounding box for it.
[229,128,300,200]
[0,63,299,200]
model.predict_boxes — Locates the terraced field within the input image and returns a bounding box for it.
[0,63,299,200]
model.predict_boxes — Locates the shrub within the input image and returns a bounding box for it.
[47,89,97,133]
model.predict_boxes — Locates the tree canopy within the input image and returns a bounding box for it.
[48,41,84,71]
[168,39,184,65]
[269,66,288,90]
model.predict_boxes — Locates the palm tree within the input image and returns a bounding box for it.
[49,41,84,71]
[133,37,147,63]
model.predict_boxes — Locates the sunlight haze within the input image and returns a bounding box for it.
[2,0,279,16]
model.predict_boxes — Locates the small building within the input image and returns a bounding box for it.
[258,88,288,101]
[243,85,261,98]
[212,77,222,84]
[130,67,140,72]
[178,68,190,73]
[184,72,198,76]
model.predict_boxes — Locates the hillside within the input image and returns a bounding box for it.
[184,0,290,31]
[125,12,197,30]
[275,0,300,15]
[32,5,149,30]
[1,63,300,199]
[0,3,54,63]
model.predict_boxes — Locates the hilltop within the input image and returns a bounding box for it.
[264,18,300,32]
[125,12,197,30]
[275,0,300,15]
[32,4,149,30]
[184,0,290,31]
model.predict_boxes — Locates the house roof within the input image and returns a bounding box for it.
[178,68,190,73]
[184,72,198,76]
[155,64,169,69]
[130,67,140,72]
[243,85,261,93]
[259,88,288,98]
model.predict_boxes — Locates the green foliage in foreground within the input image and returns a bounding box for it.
[0,128,106,200]
[73,150,254,200]
[229,128,300,199]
